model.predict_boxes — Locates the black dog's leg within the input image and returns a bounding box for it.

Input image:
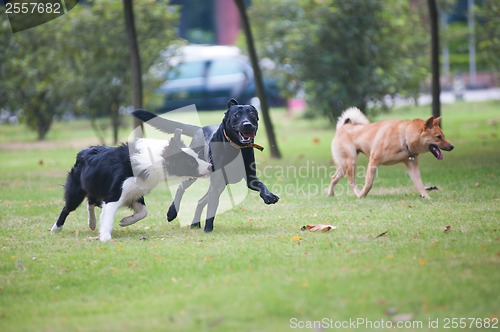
[167,178,197,222]
[54,207,70,229]
[52,171,86,232]
[242,150,279,204]
[191,190,209,229]
[204,179,226,233]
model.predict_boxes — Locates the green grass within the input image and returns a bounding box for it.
[0,101,499,331]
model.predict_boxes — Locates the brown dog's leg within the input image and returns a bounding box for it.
[346,161,361,197]
[357,160,378,198]
[327,169,344,196]
[404,158,430,198]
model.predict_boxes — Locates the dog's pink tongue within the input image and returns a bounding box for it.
[242,132,255,139]
[430,145,443,160]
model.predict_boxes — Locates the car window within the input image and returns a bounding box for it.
[168,61,205,80]
[209,59,243,77]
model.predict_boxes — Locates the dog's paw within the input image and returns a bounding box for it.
[88,219,96,231]
[51,224,63,233]
[262,192,279,204]
[99,233,112,242]
[420,194,431,199]
[191,222,201,229]
[167,205,178,222]
[119,216,139,227]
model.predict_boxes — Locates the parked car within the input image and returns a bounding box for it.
[156,45,284,112]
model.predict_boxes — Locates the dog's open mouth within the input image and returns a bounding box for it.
[238,131,255,144]
[429,144,443,160]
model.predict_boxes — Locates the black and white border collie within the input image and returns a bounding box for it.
[51,132,211,242]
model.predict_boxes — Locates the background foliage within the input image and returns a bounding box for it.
[249,0,429,121]
[0,0,180,142]
[477,0,500,72]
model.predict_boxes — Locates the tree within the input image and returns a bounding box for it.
[248,0,429,121]
[0,1,180,142]
[67,0,180,144]
[234,0,281,159]
[477,0,500,73]
[428,0,441,120]
[0,12,75,140]
[122,0,144,134]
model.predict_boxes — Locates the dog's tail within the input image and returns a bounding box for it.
[336,107,369,130]
[132,109,201,137]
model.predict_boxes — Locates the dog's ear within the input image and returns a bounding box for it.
[227,99,239,108]
[433,116,442,127]
[425,116,435,129]
[173,128,183,144]
[166,134,183,156]
[223,100,238,126]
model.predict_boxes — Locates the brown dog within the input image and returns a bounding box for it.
[327,107,454,198]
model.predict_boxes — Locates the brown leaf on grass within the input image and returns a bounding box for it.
[376,231,388,238]
[300,224,337,232]
[291,235,301,246]
[444,225,451,232]
[312,137,320,144]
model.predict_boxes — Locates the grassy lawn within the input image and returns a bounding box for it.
[0,101,498,331]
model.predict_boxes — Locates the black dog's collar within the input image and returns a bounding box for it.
[223,129,264,151]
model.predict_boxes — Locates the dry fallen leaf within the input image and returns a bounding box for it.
[291,235,301,246]
[444,225,451,232]
[301,224,337,232]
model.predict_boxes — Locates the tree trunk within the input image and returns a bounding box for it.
[427,0,441,121]
[123,0,144,134]
[111,102,120,145]
[234,0,282,158]
[33,92,52,141]
[36,116,51,141]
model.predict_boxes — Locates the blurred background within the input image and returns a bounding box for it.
[0,0,498,143]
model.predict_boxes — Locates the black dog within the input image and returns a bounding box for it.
[132,99,279,232]
[51,133,211,242]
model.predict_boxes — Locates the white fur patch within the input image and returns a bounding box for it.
[130,138,168,184]
[51,224,63,233]
[336,107,369,130]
